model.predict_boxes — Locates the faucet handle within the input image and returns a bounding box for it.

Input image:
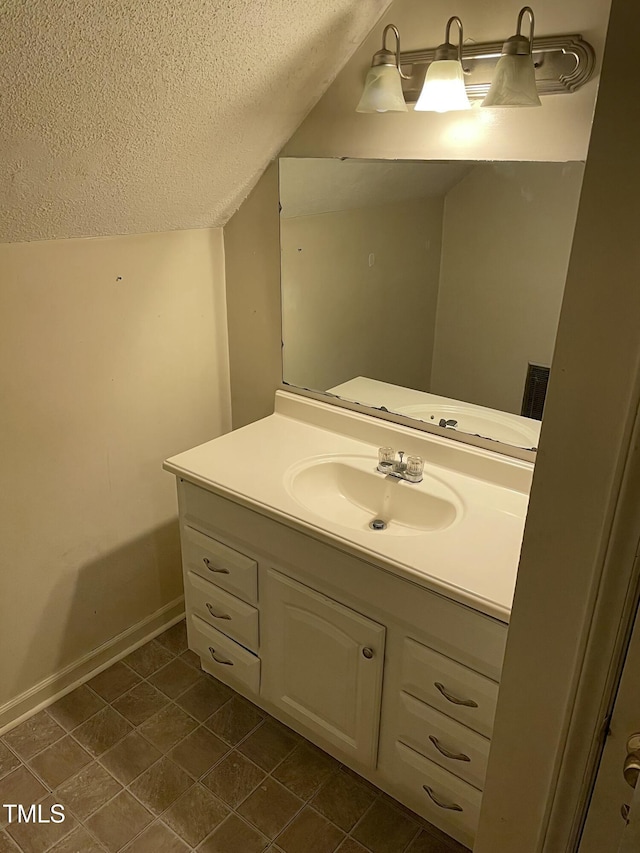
[406,455,424,479]
[378,446,395,468]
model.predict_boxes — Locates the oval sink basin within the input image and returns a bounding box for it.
[395,403,540,448]
[285,455,462,535]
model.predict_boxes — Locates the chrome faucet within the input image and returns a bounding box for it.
[376,447,424,483]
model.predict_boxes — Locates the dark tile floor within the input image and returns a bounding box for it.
[0,621,469,853]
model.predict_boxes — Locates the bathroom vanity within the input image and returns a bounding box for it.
[164,392,531,848]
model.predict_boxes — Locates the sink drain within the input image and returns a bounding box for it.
[369,518,387,531]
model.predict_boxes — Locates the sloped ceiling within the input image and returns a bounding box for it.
[280,158,473,217]
[1,0,391,244]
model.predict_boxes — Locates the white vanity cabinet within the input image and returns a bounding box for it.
[260,568,385,769]
[175,478,508,849]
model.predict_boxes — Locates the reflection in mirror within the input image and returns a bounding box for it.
[279,157,584,451]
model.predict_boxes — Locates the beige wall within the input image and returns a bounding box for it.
[224,162,282,430]
[284,0,610,162]
[0,228,230,715]
[281,197,443,392]
[432,162,584,414]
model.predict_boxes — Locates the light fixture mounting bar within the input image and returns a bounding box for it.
[399,34,595,103]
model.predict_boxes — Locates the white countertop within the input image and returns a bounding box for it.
[165,393,532,623]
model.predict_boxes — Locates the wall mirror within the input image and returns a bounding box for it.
[279,157,584,455]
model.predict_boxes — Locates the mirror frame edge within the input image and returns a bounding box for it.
[279,382,537,464]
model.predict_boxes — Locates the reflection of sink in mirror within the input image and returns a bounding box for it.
[328,377,541,450]
[285,454,462,535]
[396,404,539,448]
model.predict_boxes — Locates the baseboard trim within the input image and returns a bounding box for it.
[0,597,185,735]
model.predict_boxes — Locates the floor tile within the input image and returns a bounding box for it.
[88,663,141,703]
[174,678,232,721]
[273,743,338,800]
[3,712,64,760]
[100,733,161,786]
[202,751,266,808]
[351,798,419,853]
[73,707,132,757]
[336,840,368,853]
[137,705,197,753]
[149,660,201,699]
[205,696,264,745]
[238,721,299,772]
[0,744,20,782]
[238,778,303,840]
[311,769,377,831]
[169,726,229,778]
[0,829,20,853]
[163,785,228,846]
[155,622,189,656]
[6,794,77,853]
[29,736,91,789]
[197,813,269,853]
[180,649,201,669]
[56,762,122,821]
[0,767,48,827]
[47,686,106,731]
[86,791,152,853]
[379,793,431,829]
[111,683,168,727]
[48,825,107,852]
[339,767,380,796]
[275,806,344,853]
[129,757,193,815]
[123,641,174,678]
[122,821,189,852]
[406,828,470,852]
[0,830,20,852]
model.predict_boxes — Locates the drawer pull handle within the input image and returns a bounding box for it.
[434,682,478,708]
[206,603,231,621]
[423,785,463,812]
[208,646,234,665]
[429,735,471,763]
[203,558,230,574]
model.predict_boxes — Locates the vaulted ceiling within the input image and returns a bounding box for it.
[1,0,391,243]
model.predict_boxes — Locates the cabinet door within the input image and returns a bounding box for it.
[261,569,385,769]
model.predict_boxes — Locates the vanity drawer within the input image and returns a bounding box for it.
[188,614,260,694]
[393,741,481,849]
[396,691,490,790]
[182,524,258,605]
[186,571,259,653]
[401,638,498,737]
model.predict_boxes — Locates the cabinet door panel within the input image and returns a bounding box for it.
[261,569,385,769]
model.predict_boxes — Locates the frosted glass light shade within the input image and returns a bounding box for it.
[482,54,541,107]
[414,60,471,113]
[356,65,408,113]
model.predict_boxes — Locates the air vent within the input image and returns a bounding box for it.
[522,363,550,421]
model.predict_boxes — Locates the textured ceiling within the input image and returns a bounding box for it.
[280,158,472,217]
[1,0,391,243]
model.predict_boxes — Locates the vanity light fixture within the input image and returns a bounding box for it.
[414,16,470,113]
[355,24,409,113]
[481,6,541,107]
[358,11,596,111]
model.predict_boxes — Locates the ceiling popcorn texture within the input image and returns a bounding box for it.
[1,0,391,243]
